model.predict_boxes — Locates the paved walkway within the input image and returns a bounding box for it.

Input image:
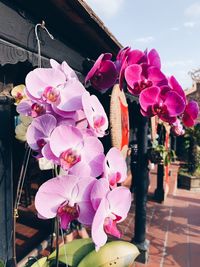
[119,165,200,267]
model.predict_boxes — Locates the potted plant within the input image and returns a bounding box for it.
[178,123,200,190]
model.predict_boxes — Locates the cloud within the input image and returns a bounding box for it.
[170,27,179,31]
[134,36,155,44]
[85,0,124,18]
[184,21,196,28]
[163,60,194,68]
[185,2,200,18]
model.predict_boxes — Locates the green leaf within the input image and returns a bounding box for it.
[77,241,140,267]
[30,257,48,267]
[0,259,4,267]
[49,238,95,267]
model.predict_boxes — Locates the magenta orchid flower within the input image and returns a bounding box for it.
[182,101,199,127]
[90,179,131,250]
[103,147,127,187]
[119,48,164,92]
[49,125,105,177]
[26,66,86,112]
[26,114,57,158]
[139,86,185,123]
[82,92,108,137]
[85,53,118,92]
[35,175,96,229]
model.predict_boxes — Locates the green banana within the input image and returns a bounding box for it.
[30,257,48,267]
[48,238,95,266]
[77,241,140,267]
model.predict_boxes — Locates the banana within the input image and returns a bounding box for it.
[77,241,140,267]
[48,238,95,266]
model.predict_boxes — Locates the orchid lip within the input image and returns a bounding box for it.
[60,148,81,170]
[31,103,45,117]
[42,86,61,104]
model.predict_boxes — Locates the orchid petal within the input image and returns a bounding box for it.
[148,67,167,86]
[169,76,186,104]
[90,178,110,210]
[91,198,109,250]
[124,64,142,88]
[164,91,185,116]
[26,68,66,99]
[127,49,145,65]
[50,125,83,157]
[56,79,86,112]
[139,86,160,112]
[148,49,161,69]
[107,186,131,221]
[104,147,127,184]
[35,175,79,218]
[81,136,105,177]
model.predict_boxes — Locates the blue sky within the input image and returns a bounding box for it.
[85,0,200,89]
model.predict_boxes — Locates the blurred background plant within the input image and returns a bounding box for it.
[180,123,200,175]
[148,140,176,166]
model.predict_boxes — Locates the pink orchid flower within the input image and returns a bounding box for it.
[171,119,185,136]
[103,147,127,187]
[119,48,164,92]
[90,179,131,250]
[17,99,47,118]
[85,53,118,92]
[115,46,131,73]
[82,92,108,137]
[26,114,57,158]
[50,59,78,81]
[182,101,199,127]
[35,175,96,229]
[49,125,105,177]
[139,86,185,123]
[25,66,86,112]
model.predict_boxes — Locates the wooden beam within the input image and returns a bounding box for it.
[0,100,14,266]
[0,1,84,71]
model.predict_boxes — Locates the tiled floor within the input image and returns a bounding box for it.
[119,163,200,267]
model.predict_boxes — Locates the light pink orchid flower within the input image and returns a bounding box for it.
[90,179,131,250]
[171,119,185,136]
[25,65,86,113]
[49,125,105,177]
[35,175,96,229]
[82,92,108,137]
[26,114,58,159]
[103,147,127,187]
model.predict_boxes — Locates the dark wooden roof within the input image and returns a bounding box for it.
[0,0,122,72]
[12,0,122,58]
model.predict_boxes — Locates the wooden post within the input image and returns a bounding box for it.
[131,104,149,263]
[0,96,14,266]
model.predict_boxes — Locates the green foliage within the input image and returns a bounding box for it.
[77,241,140,267]
[49,238,94,266]
[148,140,176,166]
[24,240,139,267]
[0,259,4,267]
[183,124,200,174]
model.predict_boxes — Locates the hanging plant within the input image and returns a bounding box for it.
[13,41,199,264]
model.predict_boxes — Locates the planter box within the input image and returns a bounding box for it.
[178,173,200,190]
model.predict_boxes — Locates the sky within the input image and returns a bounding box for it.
[85,0,200,90]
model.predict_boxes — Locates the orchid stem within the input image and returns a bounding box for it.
[55,217,59,267]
